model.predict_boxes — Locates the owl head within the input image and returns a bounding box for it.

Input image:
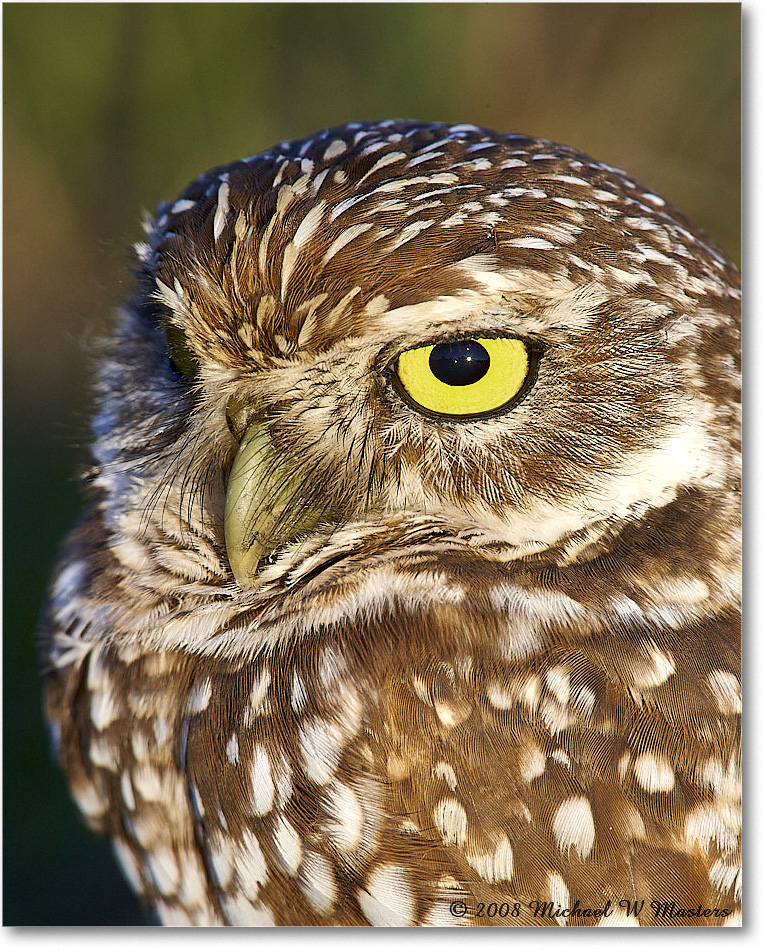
[83,120,739,658]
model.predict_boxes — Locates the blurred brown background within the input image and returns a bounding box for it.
[3,2,740,926]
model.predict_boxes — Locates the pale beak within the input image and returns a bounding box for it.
[224,422,323,588]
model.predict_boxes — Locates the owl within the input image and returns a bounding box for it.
[40,121,741,927]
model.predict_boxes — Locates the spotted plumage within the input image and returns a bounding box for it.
[41,120,740,926]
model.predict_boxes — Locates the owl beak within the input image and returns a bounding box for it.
[224,421,321,588]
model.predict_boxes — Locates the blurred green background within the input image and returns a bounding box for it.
[3,2,740,926]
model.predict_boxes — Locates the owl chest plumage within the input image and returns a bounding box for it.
[44,506,740,926]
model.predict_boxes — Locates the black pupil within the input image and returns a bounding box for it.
[429,340,490,386]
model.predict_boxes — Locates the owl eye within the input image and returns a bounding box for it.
[393,336,534,417]
[163,320,200,378]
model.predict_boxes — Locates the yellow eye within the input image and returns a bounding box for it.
[394,337,533,417]
[163,319,200,378]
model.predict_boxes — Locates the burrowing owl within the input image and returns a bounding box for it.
[40,121,741,926]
